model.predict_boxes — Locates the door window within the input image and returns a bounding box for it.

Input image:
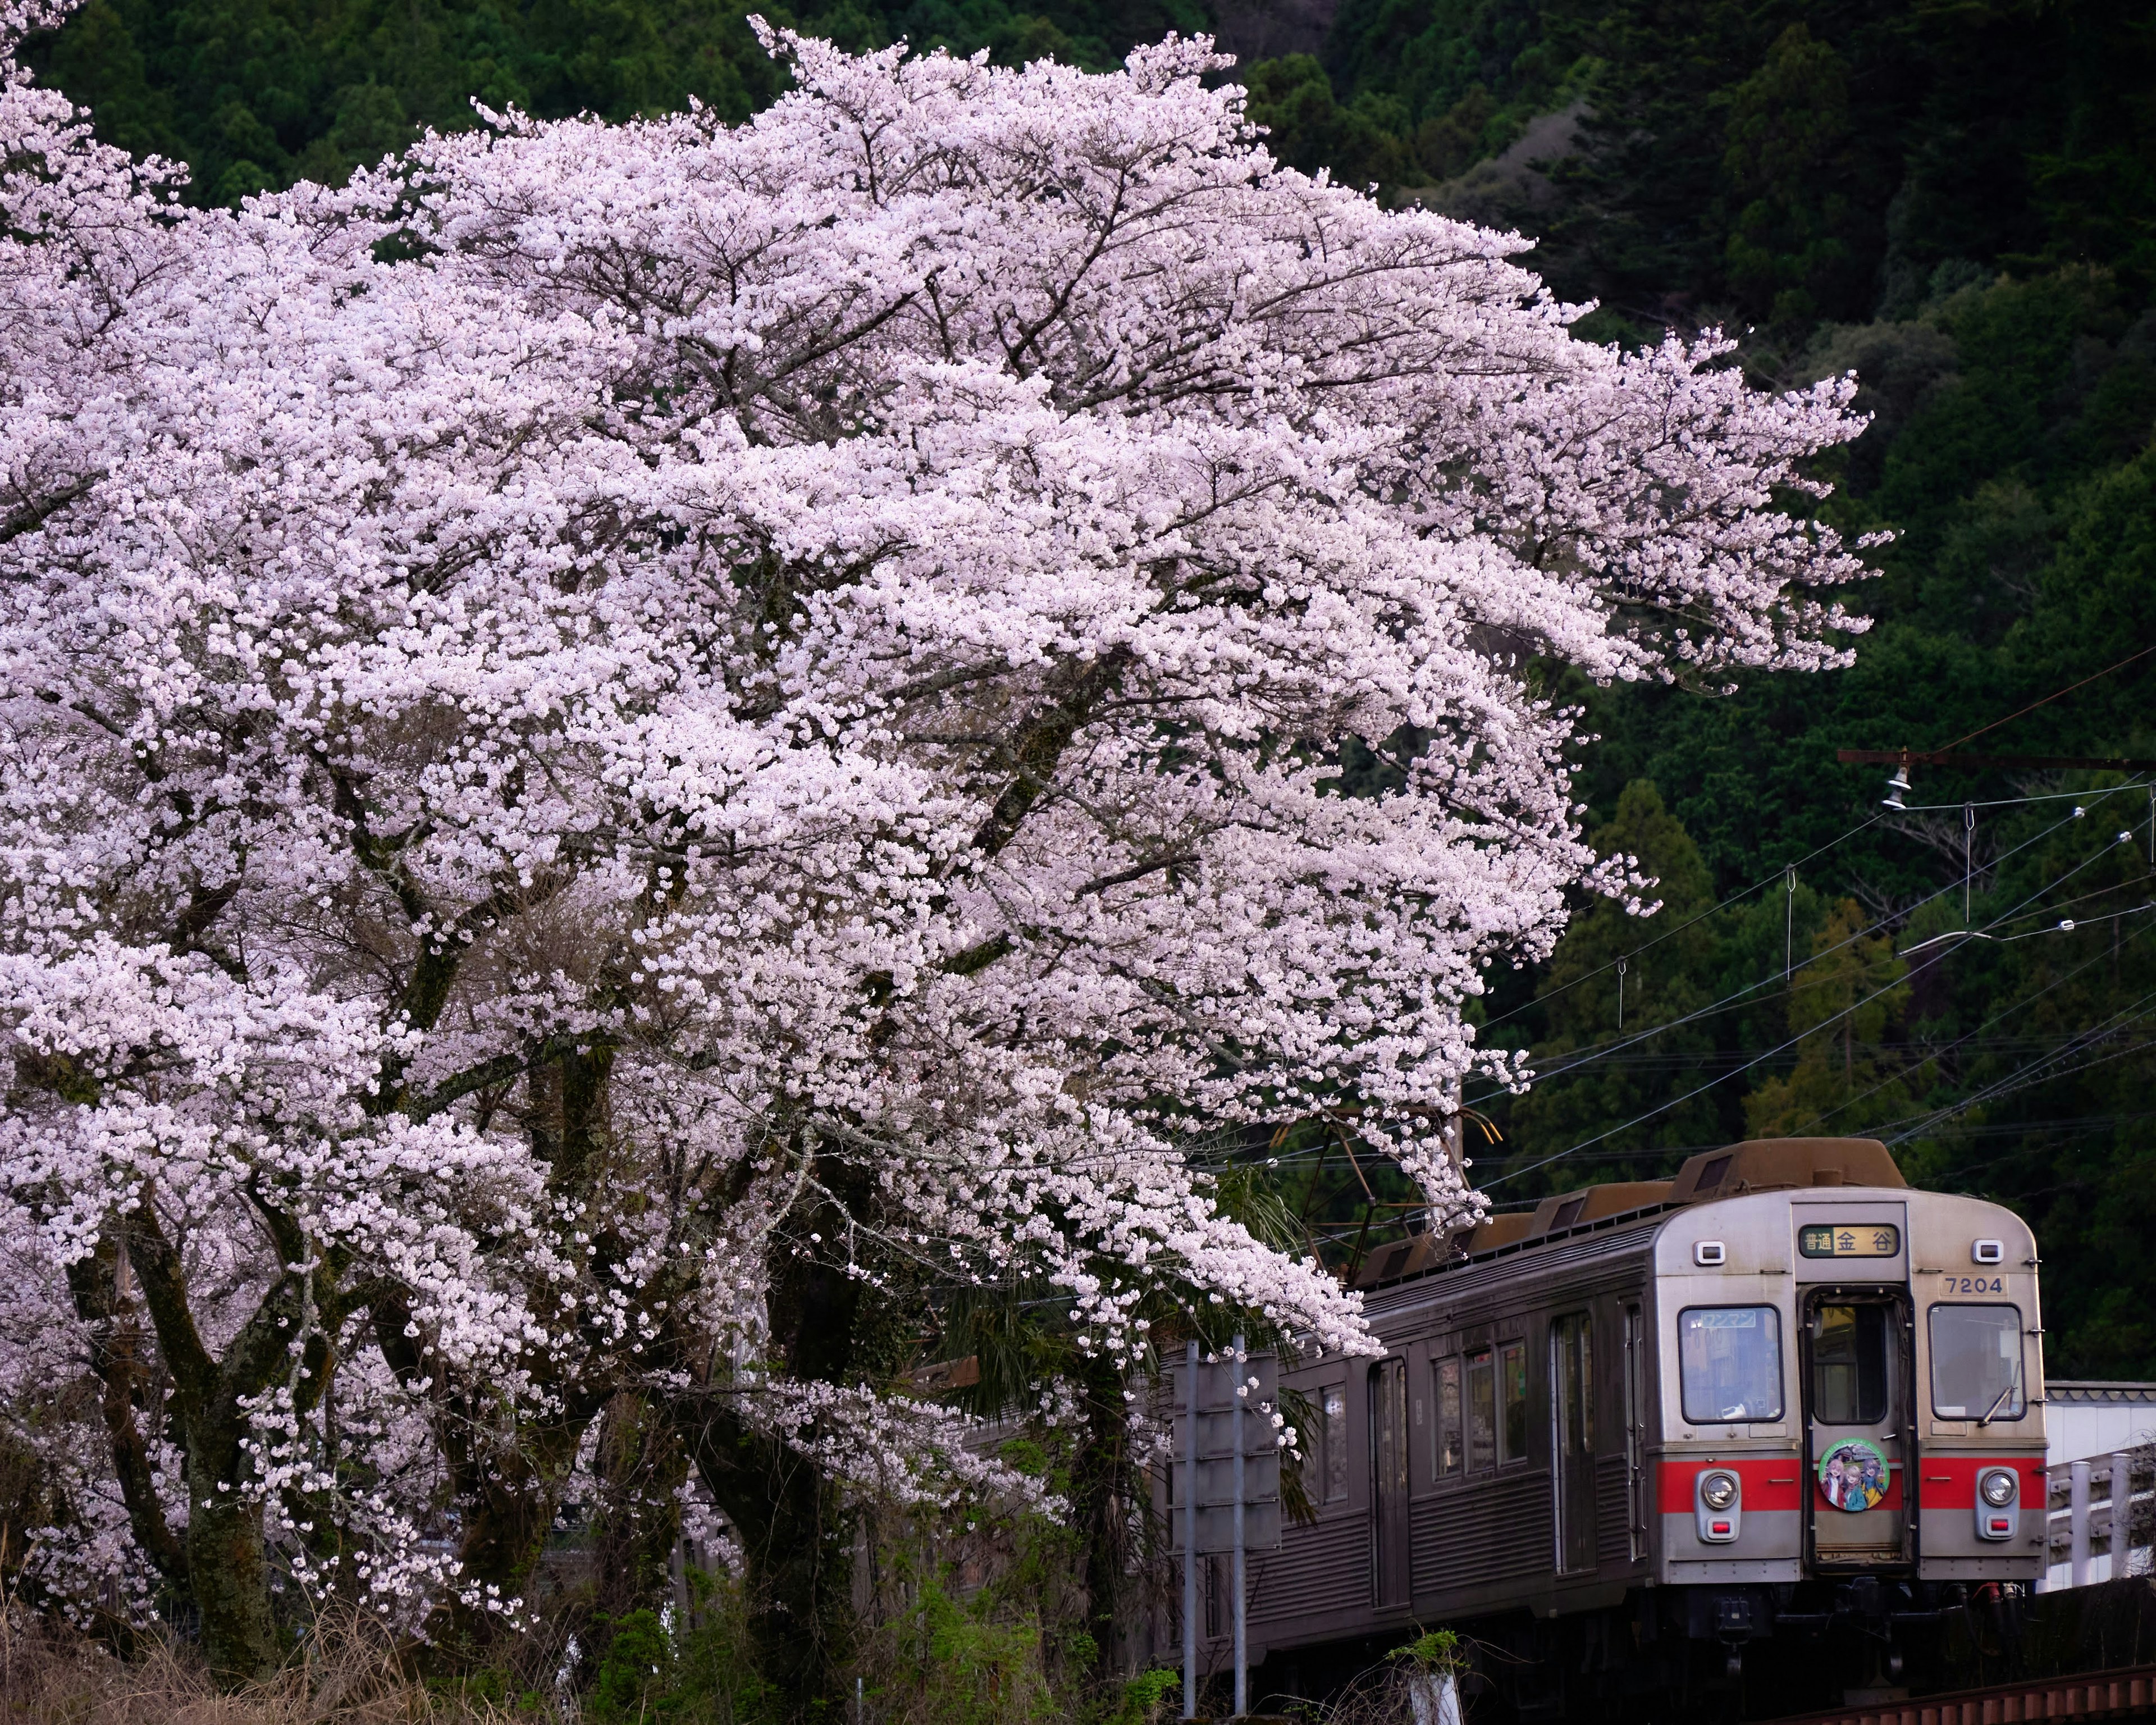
[1811,1303,1891,1423]
[1500,1340,1528,1462]
[1678,1306,1784,1423]
[1322,1385,1349,1500]
[1369,1359,1410,1605]
[1467,1348,1495,1471]
[1929,1304,2026,1421]
[1433,1357,1463,1477]
[1552,1313,1596,1572]
[1553,1315,1592,1456]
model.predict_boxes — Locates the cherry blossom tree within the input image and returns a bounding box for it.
[0,0,1869,1697]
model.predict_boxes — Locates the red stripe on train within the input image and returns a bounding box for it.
[1912,1454,2046,1509]
[1657,1453,2046,1513]
[1655,1458,1805,1512]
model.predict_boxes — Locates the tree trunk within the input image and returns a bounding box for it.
[118,1206,300,1685]
[592,1389,687,1623]
[181,1414,282,1683]
[681,1400,852,1722]
[672,1231,867,1721]
[1071,1351,1134,1688]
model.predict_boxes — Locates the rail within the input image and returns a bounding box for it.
[1761,1664,2156,1725]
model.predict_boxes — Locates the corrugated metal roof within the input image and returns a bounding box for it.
[2046,1380,2156,1404]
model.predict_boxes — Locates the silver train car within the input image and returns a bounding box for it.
[1187,1138,2047,1717]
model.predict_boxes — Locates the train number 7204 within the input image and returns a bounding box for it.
[1939,1275,2005,1294]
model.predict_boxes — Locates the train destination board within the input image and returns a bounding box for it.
[1798,1222,1900,1258]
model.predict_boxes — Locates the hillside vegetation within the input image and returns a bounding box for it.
[25,0,2156,1377]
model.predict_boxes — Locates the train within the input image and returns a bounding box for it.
[1166,1137,2047,1719]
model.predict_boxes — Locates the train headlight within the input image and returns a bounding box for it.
[1980,1468,2017,1508]
[1700,1471,1739,1511]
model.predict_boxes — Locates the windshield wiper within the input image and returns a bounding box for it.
[1977,1384,2015,1427]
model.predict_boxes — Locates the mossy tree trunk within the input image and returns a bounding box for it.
[118,1200,351,1685]
[677,1183,871,1722]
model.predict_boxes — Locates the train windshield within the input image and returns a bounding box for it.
[1679,1306,1785,1423]
[1930,1304,2026,1421]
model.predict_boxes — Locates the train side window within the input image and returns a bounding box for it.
[1811,1303,1889,1423]
[1434,1357,1463,1477]
[1499,1340,1528,1463]
[1323,1384,1350,1500]
[1678,1306,1784,1424]
[1929,1304,2026,1422]
[1467,1348,1496,1472]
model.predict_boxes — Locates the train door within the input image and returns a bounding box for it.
[1802,1289,1913,1567]
[1370,1358,1410,1606]
[1622,1304,1647,1562]
[1551,1312,1596,1573]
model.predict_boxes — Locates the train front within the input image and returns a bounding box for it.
[1651,1163,2045,1672]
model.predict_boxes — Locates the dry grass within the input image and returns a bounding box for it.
[0,1612,548,1725]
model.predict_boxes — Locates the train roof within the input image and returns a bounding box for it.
[1353,1137,1906,1294]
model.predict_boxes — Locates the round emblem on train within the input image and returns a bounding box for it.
[1816,1438,1889,1511]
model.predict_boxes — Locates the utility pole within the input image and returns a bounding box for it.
[1232,1332,1248,1722]
[1182,1338,1197,1722]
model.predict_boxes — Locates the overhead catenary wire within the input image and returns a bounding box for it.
[1938,642,2156,754]
[1478,817,2155,1191]
[1207,783,2156,1259]
[1876,979,2156,1147]
[1474,810,1886,1033]
[1785,914,2156,1137]
[1895,780,2154,813]
[1468,790,2148,1108]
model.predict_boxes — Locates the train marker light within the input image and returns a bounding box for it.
[1972,1239,2005,1265]
[1976,1468,2018,1540]
[1694,1241,1726,1266]
[1697,1469,1742,1541]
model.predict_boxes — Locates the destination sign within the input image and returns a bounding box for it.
[1799,1223,1900,1259]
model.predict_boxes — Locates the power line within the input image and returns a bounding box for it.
[1942,643,2156,752]
[1474,811,1886,1032]
[1786,916,2156,1137]
[1899,781,2154,813]
[1470,792,2149,1107]
[1880,984,2156,1146]
[1478,820,2155,1190]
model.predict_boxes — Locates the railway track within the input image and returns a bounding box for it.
[1763,1664,2156,1725]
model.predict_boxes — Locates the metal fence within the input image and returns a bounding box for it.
[2045,1449,2154,1588]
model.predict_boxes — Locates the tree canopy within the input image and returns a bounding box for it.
[0,5,1869,1695]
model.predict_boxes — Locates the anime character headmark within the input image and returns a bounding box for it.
[1820,1443,1888,1510]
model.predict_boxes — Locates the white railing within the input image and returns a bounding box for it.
[2044,1450,2153,1588]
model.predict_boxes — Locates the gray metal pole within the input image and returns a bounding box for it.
[1183,1339,1198,1721]
[1232,1331,1247,1721]
[2071,1459,2092,1587]
[2111,1452,2135,1582]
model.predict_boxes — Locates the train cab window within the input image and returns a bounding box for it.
[1323,1385,1350,1500]
[1930,1304,2026,1422]
[1500,1341,1528,1462]
[1678,1306,1785,1424]
[1810,1303,1889,1423]
[1467,1348,1496,1471]
[1434,1357,1463,1476]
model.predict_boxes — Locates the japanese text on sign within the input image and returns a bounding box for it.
[1798,1223,1900,1259]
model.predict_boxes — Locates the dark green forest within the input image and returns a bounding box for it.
[26,0,2156,1377]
